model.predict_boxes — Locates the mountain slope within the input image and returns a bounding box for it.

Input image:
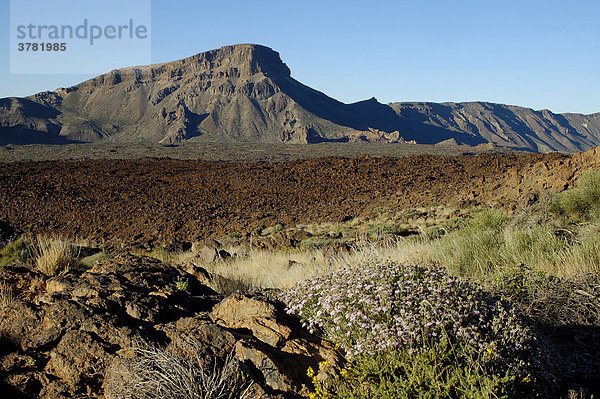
[1,44,599,152]
[390,102,600,152]
[6,44,400,145]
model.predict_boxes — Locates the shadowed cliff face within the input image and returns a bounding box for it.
[0,43,599,152]
[389,102,600,152]
[0,98,66,145]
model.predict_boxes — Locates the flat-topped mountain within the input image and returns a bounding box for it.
[1,44,599,152]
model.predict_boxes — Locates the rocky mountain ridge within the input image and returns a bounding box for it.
[1,44,599,152]
[389,101,600,153]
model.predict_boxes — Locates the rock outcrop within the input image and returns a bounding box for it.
[0,254,343,398]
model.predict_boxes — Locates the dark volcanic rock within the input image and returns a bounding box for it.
[0,220,15,241]
[3,149,600,245]
[0,254,343,398]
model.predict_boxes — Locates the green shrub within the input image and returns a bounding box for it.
[298,236,335,249]
[399,208,425,221]
[146,247,176,263]
[261,224,283,236]
[175,276,189,291]
[423,225,446,240]
[0,238,24,267]
[222,232,242,240]
[131,247,184,264]
[372,206,393,214]
[433,210,508,277]
[282,262,549,397]
[550,170,600,223]
[80,252,109,268]
[324,337,524,399]
[439,217,466,231]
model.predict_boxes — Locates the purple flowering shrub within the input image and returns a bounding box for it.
[281,263,544,380]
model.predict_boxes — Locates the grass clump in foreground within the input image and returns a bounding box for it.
[549,170,600,223]
[0,280,15,309]
[104,343,252,399]
[281,262,551,398]
[432,210,508,277]
[32,235,81,276]
[433,198,600,280]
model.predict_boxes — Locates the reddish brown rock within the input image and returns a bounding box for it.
[0,254,344,398]
[212,293,292,347]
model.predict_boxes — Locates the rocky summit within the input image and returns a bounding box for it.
[1,43,599,152]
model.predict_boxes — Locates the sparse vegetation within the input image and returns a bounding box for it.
[132,247,184,264]
[432,202,600,280]
[221,232,242,241]
[199,248,334,293]
[278,171,600,398]
[80,251,109,268]
[2,156,600,397]
[312,338,525,399]
[261,223,283,236]
[372,206,392,215]
[32,235,80,276]
[365,223,411,238]
[0,280,15,309]
[432,209,508,277]
[175,277,189,291]
[298,236,336,249]
[104,344,252,399]
[0,238,24,267]
[549,170,600,223]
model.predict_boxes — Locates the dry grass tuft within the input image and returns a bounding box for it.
[32,235,80,276]
[104,343,252,399]
[202,248,333,292]
[327,238,434,270]
[0,280,15,309]
[195,238,434,294]
[503,272,600,327]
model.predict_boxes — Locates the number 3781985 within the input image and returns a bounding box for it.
[18,43,67,51]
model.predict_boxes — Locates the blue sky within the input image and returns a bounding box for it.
[1,0,599,114]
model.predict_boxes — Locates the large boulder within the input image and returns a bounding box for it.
[191,238,231,263]
[211,293,344,396]
[212,293,293,347]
